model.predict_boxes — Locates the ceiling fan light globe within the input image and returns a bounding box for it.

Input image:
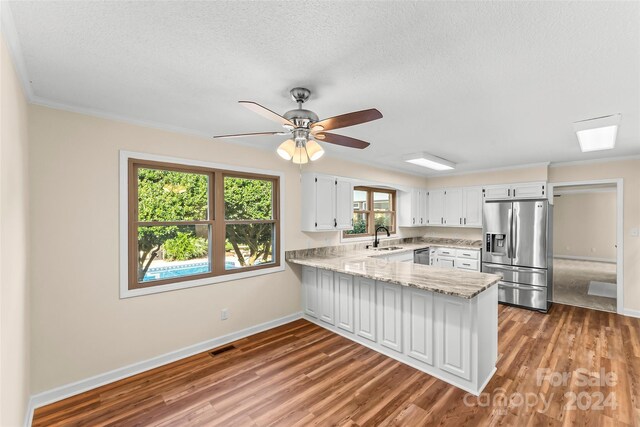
[292,146,309,164]
[277,139,295,160]
[306,140,325,161]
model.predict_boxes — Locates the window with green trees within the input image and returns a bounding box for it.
[343,186,396,238]
[129,159,280,290]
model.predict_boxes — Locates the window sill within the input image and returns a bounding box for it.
[120,264,286,299]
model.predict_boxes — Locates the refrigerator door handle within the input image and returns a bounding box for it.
[512,209,518,262]
[507,208,513,259]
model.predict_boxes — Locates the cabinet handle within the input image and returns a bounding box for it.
[421,218,423,224]
[413,218,415,224]
[513,189,516,197]
[508,189,511,197]
[459,218,462,225]
[334,218,337,227]
[441,217,444,224]
[464,218,467,225]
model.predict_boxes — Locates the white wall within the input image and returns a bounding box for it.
[28,104,428,394]
[0,35,30,426]
[553,191,617,261]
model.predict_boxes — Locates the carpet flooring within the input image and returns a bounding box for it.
[553,258,616,312]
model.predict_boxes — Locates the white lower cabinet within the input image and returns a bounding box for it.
[318,269,335,325]
[377,281,403,352]
[403,288,434,365]
[354,277,377,342]
[302,266,318,318]
[300,267,498,395]
[435,293,471,381]
[335,273,354,333]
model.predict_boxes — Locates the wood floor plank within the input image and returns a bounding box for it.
[33,304,640,426]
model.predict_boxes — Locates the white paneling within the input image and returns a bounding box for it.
[318,269,335,325]
[335,179,354,230]
[355,277,377,342]
[377,281,403,352]
[437,294,471,381]
[302,266,318,318]
[315,175,336,230]
[444,187,463,226]
[335,273,354,333]
[404,288,434,365]
[463,186,483,227]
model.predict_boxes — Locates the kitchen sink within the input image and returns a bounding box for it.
[369,246,403,251]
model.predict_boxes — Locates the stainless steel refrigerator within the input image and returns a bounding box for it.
[482,199,553,312]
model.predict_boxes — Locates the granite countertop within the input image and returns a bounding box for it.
[286,238,500,299]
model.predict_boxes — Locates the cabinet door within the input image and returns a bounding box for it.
[318,269,335,325]
[483,185,512,201]
[335,179,354,230]
[512,182,546,199]
[437,257,455,269]
[403,288,434,365]
[377,282,403,352]
[412,190,422,226]
[462,187,483,227]
[355,277,377,342]
[302,266,318,318]
[335,273,354,333]
[418,190,428,226]
[443,188,463,226]
[436,294,471,380]
[315,176,336,230]
[427,190,445,225]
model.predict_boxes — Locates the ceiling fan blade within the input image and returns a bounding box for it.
[315,132,370,149]
[239,101,294,127]
[213,131,289,139]
[311,108,382,132]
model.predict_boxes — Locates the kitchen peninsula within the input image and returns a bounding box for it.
[286,240,501,395]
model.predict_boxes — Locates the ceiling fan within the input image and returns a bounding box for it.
[213,87,383,164]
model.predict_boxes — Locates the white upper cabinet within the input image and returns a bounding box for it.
[426,187,480,228]
[301,173,353,232]
[398,188,428,227]
[462,186,483,227]
[483,182,547,201]
[427,189,445,226]
[443,188,463,226]
[335,179,354,229]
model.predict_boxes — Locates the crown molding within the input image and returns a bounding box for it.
[549,154,640,168]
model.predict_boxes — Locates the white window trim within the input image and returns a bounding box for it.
[119,150,285,299]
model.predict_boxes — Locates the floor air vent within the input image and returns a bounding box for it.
[209,345,236,356]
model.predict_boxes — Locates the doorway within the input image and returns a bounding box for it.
[551,181,621,312]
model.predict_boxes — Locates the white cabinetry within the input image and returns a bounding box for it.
[355,277,377,342]
[299,266,499,395]
[335,273,354,333]
[432,247,481,272]
[462,187,483,227]
[301,173,353,232]
[427,187,482,228]
[302,266,318,318]
[427,189,445,225]
[483,182,546,201]
[377,281,403,352]
[403,288,434,365]
[436,293,472,380]
[399,189,428,227]
[443,188,463,226]
[318,269,335,325]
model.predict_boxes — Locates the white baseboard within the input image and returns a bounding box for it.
[554,255,616,264]
[622,308,640,319]
[24,312,303,427]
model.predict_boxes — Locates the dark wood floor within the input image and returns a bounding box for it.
[33,304,640,426]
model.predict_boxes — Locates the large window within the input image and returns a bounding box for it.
[343,186,396,238]
[127,157,281,293]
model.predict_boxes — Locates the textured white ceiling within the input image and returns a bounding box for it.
[5,1,640,175]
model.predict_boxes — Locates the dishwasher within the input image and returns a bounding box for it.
[413,247,430,265]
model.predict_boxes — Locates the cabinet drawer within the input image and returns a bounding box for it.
[436,248,455,257]
[455,259,479,271]
[456,249,479,260]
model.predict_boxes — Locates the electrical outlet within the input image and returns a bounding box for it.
[221,308,229,320]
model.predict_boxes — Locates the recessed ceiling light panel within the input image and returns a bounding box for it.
[403,152,455,171]
[573,113,621,152]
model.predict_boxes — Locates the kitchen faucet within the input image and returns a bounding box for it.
[373,225,390,248]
